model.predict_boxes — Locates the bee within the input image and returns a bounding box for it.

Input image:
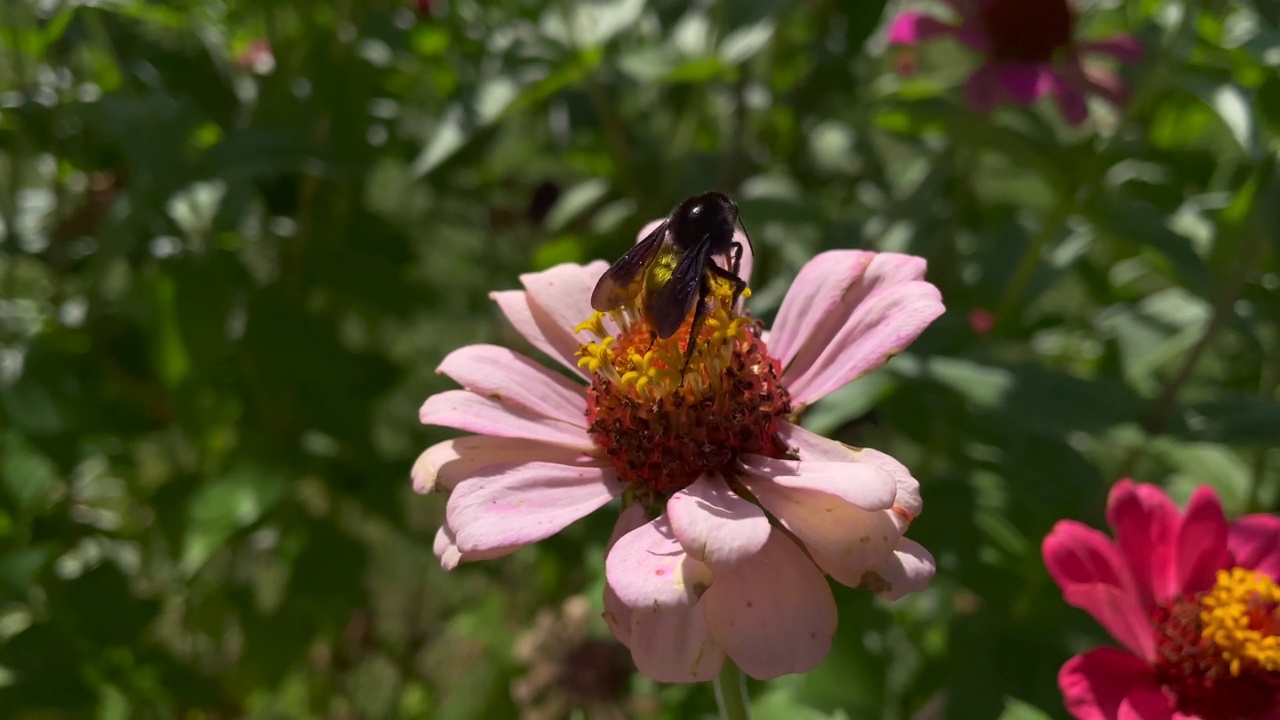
[590,192,751,372]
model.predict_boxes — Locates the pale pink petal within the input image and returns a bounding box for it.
[667,476,770,572]
[744,466,902,588]
[776,421,921,523]
[965,63,1005,114]
[862,537,935,601]
[1106,479,1179,610]
[887,12,959,46]
[490,290,586,379]
[1043,70,1090,125]
[772,251,943,406]
[607,515,714,611]
[741,456,897,512]
[702,532,837,680]
[1079,36,1144,63]
[1229,514,1280,580]
[420,390,595,452]
[519,260,610,355]
[411,436,595,494]
[436,344,586,427]
[627,604,723,683]
[445,461,622,554]
[1058,648,1175,720]
[434,521,518,570]
[851,447,923,519]
[1043,521,1155,661]
[770,251,873,371]
[994,63,1052,104]
[776,420,858,460]
[1174,485,1230,595]
[604,504,649,645]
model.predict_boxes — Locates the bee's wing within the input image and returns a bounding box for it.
[590,220,669,312]
[647,237,711,339]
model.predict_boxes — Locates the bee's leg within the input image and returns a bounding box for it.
[710,262,748,310]
[679,281,712,384]
[646,331,657,352]
[729,240,744,277]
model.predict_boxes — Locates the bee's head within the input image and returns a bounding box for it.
[672,191,738,251]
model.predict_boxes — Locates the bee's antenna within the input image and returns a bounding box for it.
[736,215,755,260]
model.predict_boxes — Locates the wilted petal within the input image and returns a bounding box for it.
[446,461,621,554]
[604,504,649,645]
[420,390,595,452]
[1043,520,1154,661]
[1058,648,1175,720]
[772,251,943,406]
[627,604,724,683]
[1175,486,1230,595]
[667,476,770,572]
[411,436,594,494]
[436,344,586,427]
[1106,479,1179,610]
[491,290,587,378]
[434,520,518,570]
[861,537,935,601]
[702,532,837,680]
[1229,514,1280,580]
[887,12,958,45]
[607,515,714,611]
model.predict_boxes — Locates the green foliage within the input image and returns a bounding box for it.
[0,0,1277,718]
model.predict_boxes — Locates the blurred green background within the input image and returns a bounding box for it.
[1,0,1278,717]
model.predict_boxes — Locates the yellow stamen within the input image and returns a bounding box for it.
[574,312,609,339]
[1201,567,1280,676]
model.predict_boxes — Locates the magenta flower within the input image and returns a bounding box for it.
[888,0,1143,124]
[416,219,945,682]
[1042,479,1280,719]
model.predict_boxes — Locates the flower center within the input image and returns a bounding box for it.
[975,0,1075,63]
[575,276,792,498]
[1152,568,1280,719]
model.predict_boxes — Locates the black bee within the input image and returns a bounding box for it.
[590,192,751,371]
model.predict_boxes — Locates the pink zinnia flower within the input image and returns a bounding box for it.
[1042,479,1280,719]
[416,217,945,682]
[887,0,1143,124]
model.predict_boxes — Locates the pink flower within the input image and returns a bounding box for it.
[888,0,1143,124]
[1042,479,1280,719]
[416,218,945,682]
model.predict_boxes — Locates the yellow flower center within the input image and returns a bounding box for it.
[1152,567,1280,719]
[1201,567,1280,676]
[575,276,792,499]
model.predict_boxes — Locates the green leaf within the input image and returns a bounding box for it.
[891,355,1145,437]
[1,433,60,514]
[997,698,1055,720]
[1083,194,1213,297]
[1164,396,1280,446]
[180,465,287,577]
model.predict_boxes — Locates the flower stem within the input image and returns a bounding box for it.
[713,660,751,720]
[994,197,1072,330]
